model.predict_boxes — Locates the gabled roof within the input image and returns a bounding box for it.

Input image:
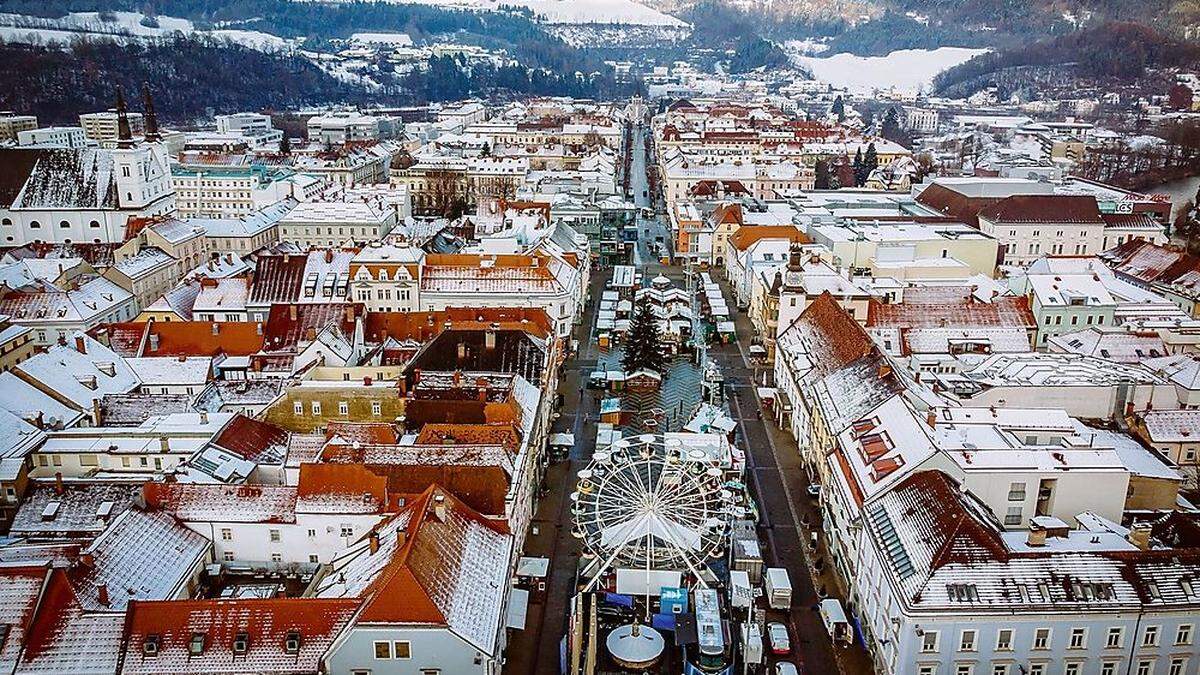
[0,564,50,673]
[727,225,809,252]
[101,321,265,358]
[143,482,298,524]
[247,253,308,306]
[914,183,1000,228]
[296,462,390,514]
[317,485,511,654]
[119,598,359,675]
[867,295,1036,330]
[779,292,875,375]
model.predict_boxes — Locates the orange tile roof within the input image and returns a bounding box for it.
[296,463,389,511]
[728,225,810,252]
[102,321,265,357]
[415,423,519,450]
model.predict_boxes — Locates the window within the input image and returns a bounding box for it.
[309,554,319,563]
[919,667,937,675]
[921,630,939,653]
[1004,507,1022,526]
[1177,624,1193,645]
[1107,626,1123,648]
[996,629,1013,651]
[992,665,1007,675]
[393,641,411,659]
[223,551,234,561]
[1065,664,1081,675]
[220,528,232,541]
[1169,658,1187,675]
[960,629,977,651]
[59,220,70,229]
[1102,663,1118,675]
[269,529,281,543]
[1136,661,1152,675]
[311,401,321,415]
[956,665,973,675]
[1029,666,1045,675]
[338,401,348,416]
[340,524,353,537]
[1144,625,1160,647]
[1069,627,1087,649]
[307,528,316,538]
[1007,482,1026,501]
[270,552,282,562]
[293,401,303,415]
[374,641,391,659]
[372,400,382,416]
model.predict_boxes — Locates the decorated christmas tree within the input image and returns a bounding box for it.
[622,297,667,375]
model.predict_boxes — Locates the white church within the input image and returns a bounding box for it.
[0,85,175,247]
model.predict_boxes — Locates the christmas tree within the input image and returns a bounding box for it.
[622,297,667,375]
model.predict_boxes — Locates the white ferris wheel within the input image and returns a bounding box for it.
[572,434,737,587]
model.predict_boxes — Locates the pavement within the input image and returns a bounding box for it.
[503,114,875,675]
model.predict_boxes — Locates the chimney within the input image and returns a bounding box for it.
[33,411,44,430]
[1026,526,1048,547]
[453,370,463,387]
[96,582,110,607]
[363,376,373,386]
[148,333,160,352]
[396,529,407,547]
[289,304,298,321]
[325,249,334,264]
[413,368,422,384]
[878,362,892,380]
[368,530,380,555]
[925,410,937,429]
[485,322,498,350]
[54,471,64,495]
[199,411,208,425]
[433,494,447,522]
[74,335,86,354]
[159,436,170,453]
[211,323,219,336]
[1127,523,1152,551]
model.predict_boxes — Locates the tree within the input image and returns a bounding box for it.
[880,107,905,144]
[814,160,831,190]
[864,142,879,177]
[279,134,291,155]
[1171,84,1194,111]
[831,96,845,123]
[622,298,667,376]
[852,148,865,186]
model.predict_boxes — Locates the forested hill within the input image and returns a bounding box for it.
[932,22,1200,98]
[0,39,361,123]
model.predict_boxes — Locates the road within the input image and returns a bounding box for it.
[504,111,874,675]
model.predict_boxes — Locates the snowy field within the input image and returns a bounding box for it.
[309,0,688,26]
[0,11,289,51]
[794,47,989,94]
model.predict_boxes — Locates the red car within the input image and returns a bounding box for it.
[767,622,791,654]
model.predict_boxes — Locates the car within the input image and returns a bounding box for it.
[775,663,800,675]
[767,622,791,654]
[807,484,821,498]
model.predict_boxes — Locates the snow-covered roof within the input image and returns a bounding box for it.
[13,334,139,412]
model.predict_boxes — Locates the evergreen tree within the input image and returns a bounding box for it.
[852,148,864,186]
[814,160,831,190]
[832,95,845,123]
[881,107,903,142]
[622,298,667,375]
[279,134,291,155]
[864,142,879,177]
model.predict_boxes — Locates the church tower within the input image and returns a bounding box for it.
[110,85,174,214]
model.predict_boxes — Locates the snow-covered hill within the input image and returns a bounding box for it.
[316,0,688,26]
[794,47,988,94]
[0,11,289,51]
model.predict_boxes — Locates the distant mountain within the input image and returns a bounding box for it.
[932,21,1200,97]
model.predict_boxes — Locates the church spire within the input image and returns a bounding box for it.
[141,82,160,143]
[115,85,134,149]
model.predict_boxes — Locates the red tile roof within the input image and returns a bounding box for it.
[142,482,298,523]
[212,415,290,463]
[977,194,1103,224]
[98,321,265,357]
[416,423,520,450]
[866,295,1036,329]
[791,292,876,373]
[263,303,348,352]
[120,598,359,674]
[360,307,553,343]
[915,184,1001,228]
[325,421,400,445]
[296,463,389,513]
[247,254,308,306]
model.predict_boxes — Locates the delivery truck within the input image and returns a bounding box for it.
[764,567,792,610]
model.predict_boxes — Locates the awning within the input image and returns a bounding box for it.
[756,387,777,400]
[549,433,575,447]
[516,556,550,578]
[748,345,767,355]
[506,587,529,629]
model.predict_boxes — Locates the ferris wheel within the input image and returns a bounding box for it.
[571,434,737,586]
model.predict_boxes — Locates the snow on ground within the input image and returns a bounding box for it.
[315,0,687,26]
[795,47,988,95]
[350,31,415,46]
[0,11,288,51]
[783,38,829,55]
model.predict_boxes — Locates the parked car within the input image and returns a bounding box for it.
[767,622,791,654]
[807,484,821,498]
[776,663,800,675]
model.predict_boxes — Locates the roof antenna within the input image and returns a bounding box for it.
[115,85,134,149]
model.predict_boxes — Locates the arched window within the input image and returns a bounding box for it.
[59,220,70,229]
[89,220,100,228]
[1,218,10,226]
[29,220,40,229]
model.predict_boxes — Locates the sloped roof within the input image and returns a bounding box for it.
[296,462,389,514]
[914,183,1000,228]
[977,194,1103,224]
[780,292,875,375]
[317,486,511,654]
[143,482,298,524]
[867,295,1035,329]
[103,321,265,358]
[211,415,289,464]
[247,254,307,306]
[119,598,359,675]
[727,225,809,252]
[0,564,49,673]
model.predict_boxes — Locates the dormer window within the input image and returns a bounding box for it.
[233,632,249,655]
[189,632,205,656]
[143,634,160,656]
[284,630,301,654]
